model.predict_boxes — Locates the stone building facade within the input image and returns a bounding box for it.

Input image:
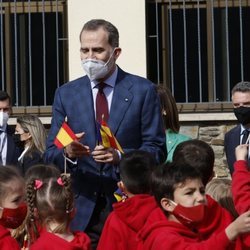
[180,121,238,179]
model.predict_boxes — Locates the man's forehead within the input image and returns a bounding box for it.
[0,99,10,107]
[81,28,109,43]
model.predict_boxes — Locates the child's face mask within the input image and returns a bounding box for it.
[170,200,206,228]
[0,202,27,229]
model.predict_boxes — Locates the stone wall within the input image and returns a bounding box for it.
[180,121,238,179]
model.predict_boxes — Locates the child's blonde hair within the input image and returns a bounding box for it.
[206,178,238,219]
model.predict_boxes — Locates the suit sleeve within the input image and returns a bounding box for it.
[43,87,66,169]
[138,84,166,164]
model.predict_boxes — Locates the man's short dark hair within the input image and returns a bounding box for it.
[151,162,202,206]
[80,19,119,48]
[119,150,155,194]
[173,139,214,185]
[0,91,11,104]
[231,81,250,95]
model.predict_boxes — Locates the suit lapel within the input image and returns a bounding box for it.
[109,68,133,134]
[231,126,241,151]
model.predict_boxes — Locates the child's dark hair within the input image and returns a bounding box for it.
[0,166,23,202]
[173,139,214,185]
[119,150,155,194]
[151,162,203,206]
[26,174,74,240]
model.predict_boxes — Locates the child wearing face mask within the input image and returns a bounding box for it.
[0,165,27,249]
[26,174,91,250]
[137,162,250,250]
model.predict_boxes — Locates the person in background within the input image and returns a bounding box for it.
[137,162,250,250]
[156,85,190,162]
[97,150,157,250]
[15,115,47,175]
[44,19,166,248]
[224,81,250,174]
[0,91,20,165]
[206,178,238,219]
[26,174,91,250]
[0,165,27,250]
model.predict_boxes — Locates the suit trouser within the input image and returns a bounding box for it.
[85,193,110,250]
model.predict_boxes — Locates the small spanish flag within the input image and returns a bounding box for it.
[54,122,77,149]
[96,120,124,153]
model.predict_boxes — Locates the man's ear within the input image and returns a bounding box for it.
[114,47,122,60]
[161,198,175,212]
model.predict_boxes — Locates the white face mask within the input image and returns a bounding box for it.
[81,49,116,81]
[0,111,9,128]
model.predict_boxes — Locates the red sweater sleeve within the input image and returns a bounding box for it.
[97,212,128,250]
[232,160,250,214]
[0,229,20,250]
[145,230,232,250]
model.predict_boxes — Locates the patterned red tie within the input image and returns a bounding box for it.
[96,82,109,123]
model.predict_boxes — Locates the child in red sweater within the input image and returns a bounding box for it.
[26,174,91,250]
[138,162,250,250]
[232,144,250,247]
[233,144,250,214]
[97,150,158,250]
[0,166,27,250]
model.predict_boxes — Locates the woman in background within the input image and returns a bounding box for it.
[156,85,191,162]
[15,115,47,175]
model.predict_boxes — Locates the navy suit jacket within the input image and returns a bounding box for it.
[44,67,166,230]
[6,125,20,166]
[224,124,241,175]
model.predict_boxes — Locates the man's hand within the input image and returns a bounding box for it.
[64,132,90,158]
[92,145,120,165]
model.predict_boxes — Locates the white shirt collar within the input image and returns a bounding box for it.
[91,66,118,89]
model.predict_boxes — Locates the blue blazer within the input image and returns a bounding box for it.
[44,67,166,230]
[224,124,241,175]
[6,125,20,165]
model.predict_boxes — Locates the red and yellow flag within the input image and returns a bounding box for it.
[54,122,76,149]
[97,120,124,153]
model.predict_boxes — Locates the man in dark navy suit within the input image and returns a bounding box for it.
[225,81,250,174]
[0,91,20,166]
[44,19,166,248]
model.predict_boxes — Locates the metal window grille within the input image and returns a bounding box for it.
[0,0,68,108]
[146,0,250,110]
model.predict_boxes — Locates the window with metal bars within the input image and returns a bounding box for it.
[0,0,68,107]
[146,0,250,111]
